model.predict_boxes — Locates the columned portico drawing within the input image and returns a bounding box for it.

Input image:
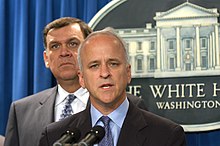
[212,32,216,67]
[156,27,161,71]
[115,2,220,77]
[215,24,220,68]
[195,25,201,70]
[209,34,213,69]
[176,26,181,71]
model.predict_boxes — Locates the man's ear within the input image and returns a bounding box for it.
[127,64,132,84]
[43,50,49,68]
[78,71,85,88]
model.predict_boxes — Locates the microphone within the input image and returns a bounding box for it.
[53,128,81,146]
[74,125,105,146]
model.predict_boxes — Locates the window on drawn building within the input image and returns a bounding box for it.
[149,58,155,72]
[185,63,191,71]
[169,40,174,50]
[201,55,207,69]
[137,58,143,71]
[169,57,175,70]
[136,55,143,73]
[150,41,155,50]
[201,38,207,48]
[185,39,191,49]
[137,42,142,51]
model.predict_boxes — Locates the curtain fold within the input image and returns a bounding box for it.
[0,0,111,135]
[12,0,29,101]
[34,0,53,93]
[0,0,7,135]
[0,0,219,145]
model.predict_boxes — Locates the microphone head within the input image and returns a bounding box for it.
[89,125,105,143]
[67,128,81,143]
[58,128,81,144]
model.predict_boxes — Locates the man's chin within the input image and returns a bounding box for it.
[60,72,78,80]
[59,65,77,70]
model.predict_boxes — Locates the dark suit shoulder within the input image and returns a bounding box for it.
[39,114,75,146]
[141,109,180,129]
[141,110,186,145]
[39,110,90,146]
[45,107,89,135]
[127,102,181,130]
[122,103,186,146]
[127,93,148,110]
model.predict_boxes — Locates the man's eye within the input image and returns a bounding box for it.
[90,64,99,69]
[50,44,60,49]
[69,42,79,48]
[110,62,119,67]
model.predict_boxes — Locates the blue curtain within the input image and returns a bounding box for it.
[0,0,219,146]
[0,0,111,135]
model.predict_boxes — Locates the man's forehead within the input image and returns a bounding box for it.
[85,35,120,49]
[47,24,84,42]
[48,23,82,35]
[70,23,81,32]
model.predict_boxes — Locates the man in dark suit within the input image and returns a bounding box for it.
[39,27,186,146]
[4,18,147,146]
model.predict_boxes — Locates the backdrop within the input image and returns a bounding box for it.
[0,0,219,146]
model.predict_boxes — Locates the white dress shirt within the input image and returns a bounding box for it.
[54,85,89,122]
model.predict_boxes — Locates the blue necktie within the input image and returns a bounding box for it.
[99,116,114,146]
[59,94,76,120]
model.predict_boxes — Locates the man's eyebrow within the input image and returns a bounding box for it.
[108,58,121,62]
[48,40,59,46]
[48,40,58,43]
[65,37,81,43]
[48,37,80,44]
[88,60,99,65]
[68,37,81,41]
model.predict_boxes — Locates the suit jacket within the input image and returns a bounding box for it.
[4,86,57,146]
[4,86,147,146]
[39,101,186,146]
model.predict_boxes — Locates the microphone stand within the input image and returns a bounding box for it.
[63,143,73,146]
[63,144,74,146]
[72,142,89,146]
[54,143,73,146]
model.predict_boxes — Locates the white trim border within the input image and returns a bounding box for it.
[88,0,127,29]
[182,122,220,132]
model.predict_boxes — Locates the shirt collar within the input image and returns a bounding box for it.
[91,97,129,128]
[56,84,89,106]
[74,87,89,105]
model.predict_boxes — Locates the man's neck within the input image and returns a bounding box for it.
[58,80,81,93]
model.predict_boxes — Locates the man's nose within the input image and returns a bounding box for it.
[60,45,71,57]
[100,64,110,78]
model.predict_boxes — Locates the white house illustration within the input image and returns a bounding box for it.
[116,2,220,78]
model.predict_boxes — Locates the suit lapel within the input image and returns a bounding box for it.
[68,103,93,139]
[117,102,148,146]
[36,86,57,127]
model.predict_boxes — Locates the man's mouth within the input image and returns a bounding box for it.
[60,62,73,66]
[100,83,113,89]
